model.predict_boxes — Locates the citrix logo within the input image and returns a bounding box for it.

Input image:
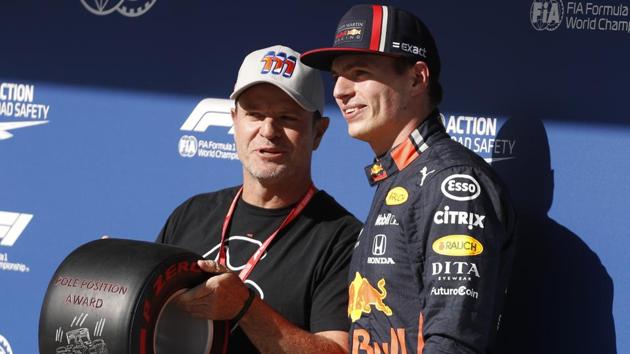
[433,206,485,230]
[180,98,234,134]
[0,211,33,247]
[531,0,564,31]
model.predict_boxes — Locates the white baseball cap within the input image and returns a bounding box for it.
[230,45,325,114]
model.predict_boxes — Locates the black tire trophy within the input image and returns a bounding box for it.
[39,239,227,354]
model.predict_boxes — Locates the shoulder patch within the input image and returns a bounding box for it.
[440,174,481,201]
[432,235,484,256]
[385,187,408,206]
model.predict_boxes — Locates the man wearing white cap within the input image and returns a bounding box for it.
[157,45,361,353]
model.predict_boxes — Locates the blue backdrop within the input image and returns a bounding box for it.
[1,1,627,353]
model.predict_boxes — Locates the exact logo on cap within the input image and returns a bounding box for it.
[260,51,296,78]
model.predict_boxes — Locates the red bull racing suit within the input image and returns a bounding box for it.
[348,111,516,354]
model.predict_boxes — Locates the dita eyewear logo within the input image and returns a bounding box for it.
[81,0,157,17]
[260,51,297,78]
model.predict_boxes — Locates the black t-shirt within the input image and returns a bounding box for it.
[157,186,362,353]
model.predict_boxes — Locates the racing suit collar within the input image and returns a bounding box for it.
[364,109,445,186]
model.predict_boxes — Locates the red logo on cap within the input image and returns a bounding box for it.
[261,51,296,78]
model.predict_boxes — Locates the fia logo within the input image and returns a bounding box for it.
[178,135,198,158]
[261,51,297,78]
[530,0,564,31]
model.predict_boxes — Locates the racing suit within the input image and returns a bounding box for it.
[348,111,516,354]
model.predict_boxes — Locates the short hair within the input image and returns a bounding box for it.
[392,57,443,107]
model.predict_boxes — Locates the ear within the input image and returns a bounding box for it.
[312,116,330,151]
[410,61,430,97]
[230,106,237,122]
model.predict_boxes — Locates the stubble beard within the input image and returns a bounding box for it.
[243,159,290,183]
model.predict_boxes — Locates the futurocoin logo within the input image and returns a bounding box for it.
[385,187,408,206]
[432,235,484,256]
[531,0,565,31]
[441,174,481,201]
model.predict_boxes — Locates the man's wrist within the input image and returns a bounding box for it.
[232,287,256,323]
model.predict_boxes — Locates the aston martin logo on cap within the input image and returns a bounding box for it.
[335,21,365,44]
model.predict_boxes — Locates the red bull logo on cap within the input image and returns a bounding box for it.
[260,51,296,78]
[348,272,393,322]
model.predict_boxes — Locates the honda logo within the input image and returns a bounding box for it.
[372,234,387,256]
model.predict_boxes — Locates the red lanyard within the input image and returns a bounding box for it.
[218,184,317,281]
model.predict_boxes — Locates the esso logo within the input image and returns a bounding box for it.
[441,174,481,201]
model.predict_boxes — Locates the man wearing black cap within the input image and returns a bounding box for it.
[302,5,516,354]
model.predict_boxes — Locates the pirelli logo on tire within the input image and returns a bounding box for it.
[432,235,484,256]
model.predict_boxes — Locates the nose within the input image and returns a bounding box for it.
[333,75,354,104]
[258,116,280,139]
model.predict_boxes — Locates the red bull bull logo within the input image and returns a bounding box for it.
[348,272,393,322]
[260,51,296,78]
[370,163,387,182]
[352,328,408,354]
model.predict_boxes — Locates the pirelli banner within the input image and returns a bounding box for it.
[0,1,626,353]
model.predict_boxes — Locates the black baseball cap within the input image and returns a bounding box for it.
[301,4,440,79]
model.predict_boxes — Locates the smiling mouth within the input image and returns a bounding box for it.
[343,105,366,119]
